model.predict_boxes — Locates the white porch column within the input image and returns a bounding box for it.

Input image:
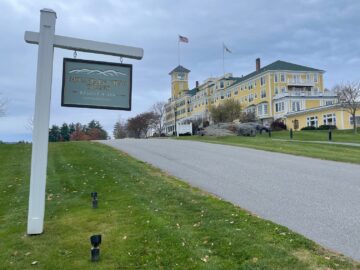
[27,9,56,234]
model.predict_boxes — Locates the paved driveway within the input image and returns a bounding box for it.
[101,138,360,260]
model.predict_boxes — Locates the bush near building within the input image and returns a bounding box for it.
[210,99,242,123]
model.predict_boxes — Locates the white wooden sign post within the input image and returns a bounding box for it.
[26,8,143,234]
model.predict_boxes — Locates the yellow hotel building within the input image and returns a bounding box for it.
[164,59,359,134]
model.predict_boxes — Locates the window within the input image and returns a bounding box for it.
[260,76,266,86]
[263,103,268,114]
[292,101,301,112]
[274,73,278,83]
[261,89,266,98]
[293,74,300,83]
[307,116,318,127]
[275,102,285,112]
[323,113,336,125]
[325,100,333,106]
[281,87,286,93]
[234,90,238,95]
[275,87,279,95]
[280,73,286,82]
[220,81,224,88]
[248,94,254,102]
[177,73,185,80]
[350,116,360,125]
[306,73,310,81]
[257,103,268,116]
[314,73,318,83]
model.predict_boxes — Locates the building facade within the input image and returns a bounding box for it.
[164,59,354,134]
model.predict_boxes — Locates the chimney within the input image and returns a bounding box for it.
[256,58,261,72]
[196,81,199,88]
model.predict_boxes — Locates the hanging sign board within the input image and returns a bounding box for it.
[62,58,132,110]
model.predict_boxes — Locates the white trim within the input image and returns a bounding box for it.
[25,31,143,59]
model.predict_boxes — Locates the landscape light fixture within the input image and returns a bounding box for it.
[90,234,102,262]
[91,192,98,208]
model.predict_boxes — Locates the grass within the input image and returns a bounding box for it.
[266,129,360,143]
[1,142,359,269]
[177,131,360,164]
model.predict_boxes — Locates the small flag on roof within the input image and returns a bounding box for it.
[179,35,189,43]
[223,43,232,53]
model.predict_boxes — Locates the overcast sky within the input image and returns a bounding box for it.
[1,0,360,142]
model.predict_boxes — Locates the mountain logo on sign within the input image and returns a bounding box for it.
[69,69,127,77]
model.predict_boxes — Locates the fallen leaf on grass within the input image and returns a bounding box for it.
[201,255,209,262]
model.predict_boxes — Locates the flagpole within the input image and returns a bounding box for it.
[222,43,225,75]
[178,37,180,66]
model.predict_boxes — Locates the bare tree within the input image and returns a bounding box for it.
[0,93,7,117]
[113,118,127,139]
[126,112,157,138]
[25,117,34,131]
[334,82,360,134]
[151,101,166,136]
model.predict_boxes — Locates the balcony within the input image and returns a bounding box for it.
[287,78,315,86]
[273,91,337,100]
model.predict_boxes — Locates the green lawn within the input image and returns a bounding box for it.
[266,129,360,143]
[1,142,359,269]
[177,131,360,164]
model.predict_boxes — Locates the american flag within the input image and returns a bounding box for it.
[179,35,189,43]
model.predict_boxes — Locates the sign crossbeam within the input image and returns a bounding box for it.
[25,31,143,60]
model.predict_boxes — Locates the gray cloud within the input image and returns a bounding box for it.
[0,0,359,141]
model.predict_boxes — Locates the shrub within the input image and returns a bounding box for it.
[210,99,242,123]
[239,112,256,123]
[271,119,287,131]
[301,126,317,130]
[318,125,337,130]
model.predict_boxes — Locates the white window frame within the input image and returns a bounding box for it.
[350,116,360,125]
[292,101,301,112]
[306,116,318,127]
[323,113,336,125]
[260,76,266,86]
[280,73,286,82]
[314,73,318,83]
[261,89,266,98]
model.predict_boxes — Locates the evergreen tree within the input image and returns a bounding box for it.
[49,125,61,142]
[60,123,70,141]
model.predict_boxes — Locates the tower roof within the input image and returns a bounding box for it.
[169,65,191,75]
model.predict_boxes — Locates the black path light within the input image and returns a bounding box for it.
[91,192,98,208]
[90,234,102,262]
